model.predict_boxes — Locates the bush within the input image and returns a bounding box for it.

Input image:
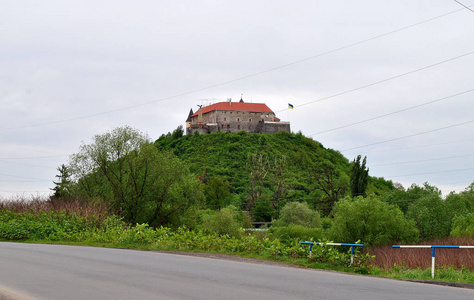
[268,224,324,244]
[407,194,451,240]
[201,206,241,238]
[329,195,419,245]
[273,202,321,228]
[450,213,474,237]
[0,210,91,241]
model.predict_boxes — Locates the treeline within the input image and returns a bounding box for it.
[47,126,474,246]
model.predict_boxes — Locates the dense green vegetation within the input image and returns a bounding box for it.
[0,207,473,282]
[155,127,392,215]
[46,126,474,246]
[5,126,473,282]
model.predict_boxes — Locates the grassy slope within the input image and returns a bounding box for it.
[156,131,347,196]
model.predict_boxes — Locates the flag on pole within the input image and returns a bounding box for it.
[288,103,294,109]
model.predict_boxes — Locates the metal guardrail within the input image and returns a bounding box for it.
[301,242,365,265]
[392,245,474,278]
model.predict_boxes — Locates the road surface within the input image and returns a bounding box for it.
[0,242,473,299]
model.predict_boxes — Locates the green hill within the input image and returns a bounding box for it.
[155,128,394,216]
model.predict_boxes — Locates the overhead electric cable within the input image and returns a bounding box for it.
[454,0,474,12]
[0,7,471,132]
[0,173,51,181]
[275,50,474,114]
[388,166,474,178]
[308,88,474,136]
[341,119,474,152]
[343,138,474,156]
[371,153,474,167]
[0,161,53,169]
[0,154,69,160]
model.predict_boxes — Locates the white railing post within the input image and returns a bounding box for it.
[431,247,436,279]
[393,245,474,279]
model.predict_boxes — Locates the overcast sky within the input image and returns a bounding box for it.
[1,0,473,199]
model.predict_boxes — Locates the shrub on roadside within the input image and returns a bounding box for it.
[273,202,321,228]
[201,205,241,238]
[450,213,474,237]
[268,224,324,244]
[329,195,419,245]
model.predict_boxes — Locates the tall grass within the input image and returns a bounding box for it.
[368,237,474,271]
[0,196,111,222]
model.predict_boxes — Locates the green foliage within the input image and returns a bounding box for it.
[450,213,474,237]
[407,193,451,240]
[268,224,324,244]
[201,206,241,238]
[51,164,74,198]
[383,265,474,283]
[154,131,357,212]
[69,126,204,227]
[0,210,93,241]
[312,159,349,215]
[252,195,275,222]
[350,155,369,197]
[203,176,231,209]
[273,201,321,228]
[329,195,419,245]
[445,190,474,218]
[367,177,394,196]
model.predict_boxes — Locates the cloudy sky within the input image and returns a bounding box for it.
[1,0,473,199]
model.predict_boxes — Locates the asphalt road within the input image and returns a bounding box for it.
[0,242,473,300]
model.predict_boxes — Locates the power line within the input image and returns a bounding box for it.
[0,154,69,160]
[343,138,474,156]
[0,7,470,132]
[0,173,52,181]
[454,0,474,12]
[341,119,474,152]
[388,166,474,178]
[275,50,474,114]
[309,88,474,136]
[371,153,474,167]
[0,160,53,169]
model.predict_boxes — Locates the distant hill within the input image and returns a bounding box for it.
[155,128,394,214]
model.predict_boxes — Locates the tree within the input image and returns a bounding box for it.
[350,155,369,197]
[245,153,270,211]
[68,126,203,227]
[313,160,349,215]
[450,213,474,238]
[204,176,231,209]
[329,195,419,245]
[201,205,241,238]
[51,164,73,198]
[273,201,321,228]
[407,193,451,240]
[268,155,289,211]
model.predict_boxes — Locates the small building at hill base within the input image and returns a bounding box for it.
[186,99,290,135]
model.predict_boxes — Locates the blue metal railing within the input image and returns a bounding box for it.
[392,245,474,278]
[301,242,365,264]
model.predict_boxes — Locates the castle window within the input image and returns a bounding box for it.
[237,118,240,122]
[227,124,230,129]
[224,117,226,121]
[238,125,241,129]
[249,119,252,122]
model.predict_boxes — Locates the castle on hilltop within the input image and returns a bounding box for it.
[186,98,290,135]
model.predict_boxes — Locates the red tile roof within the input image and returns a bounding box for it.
[191,102,274,117]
